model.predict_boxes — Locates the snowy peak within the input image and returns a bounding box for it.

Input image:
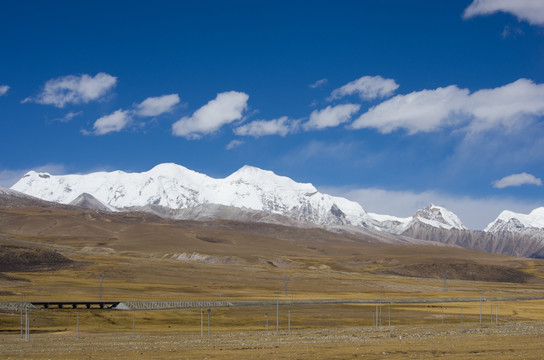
[147,163,211,185]
[412,204,466,230]
[227,165,316,192]
[485,207,544,233]
[368,204,466,234]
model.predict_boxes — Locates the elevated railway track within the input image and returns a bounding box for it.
[1,296,544,312]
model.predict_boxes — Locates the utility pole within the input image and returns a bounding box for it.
[284,275,290,296]
[20,292,23,340]
[97,274,105,301]
[288,310,291,333]
[25,309,29,341]
[276,289,279,333]
[479,290,482,325]
[388,302,391,328]
[207,308,210,337]
[490,303,493,324]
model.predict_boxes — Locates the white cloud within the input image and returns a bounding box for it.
[24,73,117,108]
[172,91,249,139]
[351,85,468,134]
[82,93,181,135]
[309,78,328,89]
[135,94,180,117]
[226,139,244,150]
[54,111,83,123]
[0,164,67,188]
[303,104,361,130]
[493,172,543,189]
[320,185,543,230]
[0,85,9,96]
[466,79,544,132]
[464,0,544,26]
[91,109,132,135]
[234,116,299,137]
[351,78,544,134]
[329,75,399,101]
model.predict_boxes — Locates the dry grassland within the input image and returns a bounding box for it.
[2,206,544,358]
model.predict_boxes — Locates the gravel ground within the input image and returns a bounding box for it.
[2,321,544,359]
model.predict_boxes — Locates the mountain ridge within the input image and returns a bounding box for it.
[11,163,378,229]
[9,163,542,237]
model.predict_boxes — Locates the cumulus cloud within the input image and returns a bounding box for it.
[309,78,328,89]
[234,116,299,137]
[351,85,468,134]
[466,79,544,132]
[303,104,361,131]
[91,109,132,135]
[493,172,543,189]
[226,139,244,150]
[135,94,180,117]
[0,85,9,96]
[464,0,544,26]
[85,93,181,135]
[320,185,543,230]
[350,78,544,134]
[172,91,248,139]
[23,73,117,108]
[329,75,399,101]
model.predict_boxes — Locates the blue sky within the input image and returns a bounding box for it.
[1,0,544,229]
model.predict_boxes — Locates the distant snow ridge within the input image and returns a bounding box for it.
[485,208,544,233]
[370,204,467,234]
[10,163,377,228]
[412,204,466,230]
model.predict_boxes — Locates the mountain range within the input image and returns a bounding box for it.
[7,163,544,258]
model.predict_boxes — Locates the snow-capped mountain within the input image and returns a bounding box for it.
[410,204,466,230]
[11,163,379,228]
[370,204,467,235]
[8,166,544,259]
[485,208,544,233]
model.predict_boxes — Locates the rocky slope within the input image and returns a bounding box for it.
[402,225,544,258]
